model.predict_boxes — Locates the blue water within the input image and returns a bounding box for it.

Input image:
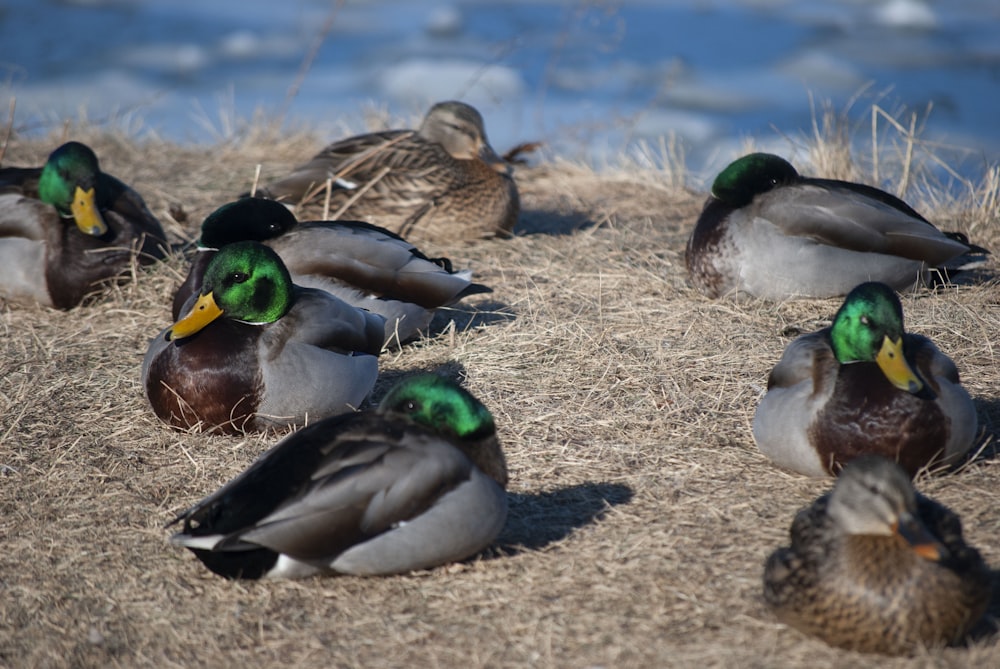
[3,0,1000,184]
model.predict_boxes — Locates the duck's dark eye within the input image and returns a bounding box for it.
[860,315,871,326]
[230,271,249,284]
[405,400,420,412]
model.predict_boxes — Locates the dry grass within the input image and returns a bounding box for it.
[1,121,999,669]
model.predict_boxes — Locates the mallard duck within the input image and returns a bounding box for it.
[752,282,977,477]
[142,241,385,434]
[0,141,167,308]
[253,100,519,243]
[172,198,491,346]
[685,152,988,299]
[168,374,508,579]
[764,455,991,655]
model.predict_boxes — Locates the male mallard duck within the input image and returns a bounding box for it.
[0,141,167,308]
[752,282,977,477]
[253,100,519,243]
[168,374,509,579]
[142,241,385,434]
[172,198,491,345]
[685,152,988,299]
[764,455,991,655]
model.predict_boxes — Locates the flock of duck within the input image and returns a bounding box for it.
[0,100,995,656]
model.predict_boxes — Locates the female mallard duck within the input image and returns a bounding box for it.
[172,198,491,346]
[168,374,509,579]
[0,141,167,308]
[685,152,988,299]
[752,282,977,477]
[764,455,991,655]
[253,100,519,243]
[142,241,385,434]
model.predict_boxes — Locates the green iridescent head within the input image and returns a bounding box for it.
[711,152,800,207]
[380,374,496,440]
[36,141,108,235]
[829,282,923,393]
[169,241,293,340]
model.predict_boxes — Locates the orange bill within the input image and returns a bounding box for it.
[893,512,948,562]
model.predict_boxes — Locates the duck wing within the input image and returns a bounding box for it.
[759,182,973,265]
[170,415,479,562]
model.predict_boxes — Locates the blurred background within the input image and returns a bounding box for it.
[2,0,999,184]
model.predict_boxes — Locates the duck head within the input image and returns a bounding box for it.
[169,241,293,340]
[37,141,109,236]
[198,198,298,249]
[828,455,947,561]
[829,282,924,394]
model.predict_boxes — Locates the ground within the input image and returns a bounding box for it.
[1,126,998,668]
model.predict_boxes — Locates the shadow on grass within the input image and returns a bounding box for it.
[968,396,1000,467]
[490,482,634,555]
[426,298,516,336]
[515,208,597,237]
[966,569,1000,644]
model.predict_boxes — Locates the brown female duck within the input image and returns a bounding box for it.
[253,101,519,244]
[764,455,991,654]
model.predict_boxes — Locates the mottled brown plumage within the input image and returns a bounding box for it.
[764,456,991,655]
[253,101,519,244]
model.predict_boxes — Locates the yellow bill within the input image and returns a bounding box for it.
[168,292,224,340]
[70,186,109,236]
[876,336,923,394]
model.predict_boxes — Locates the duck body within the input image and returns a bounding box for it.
[764,456,991,654]
[173,199,490,345]
[169,374,509,579]
[0,142,168,308]
[686,153,988,299]
[753,282,976,477]
[254,101,519,243]
[143,242,385,434]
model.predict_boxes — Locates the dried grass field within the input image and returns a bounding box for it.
[1,124,999,668]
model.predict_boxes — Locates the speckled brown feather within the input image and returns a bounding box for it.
[764,491,991,655]
[256,102,519,244]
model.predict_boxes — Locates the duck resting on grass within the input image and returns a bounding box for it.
[250,100,520,243]
[143,241,385,434]
[685,152,989,299]
[764,455,991,655]
[168,374,509,579]
[172,198,491,346]
[0,141,167,308]
[752,282,977,477]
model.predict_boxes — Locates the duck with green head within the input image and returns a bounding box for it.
[764,455,991,654]
[251,100,519,244]
[173,198,491,346]
[753,282,977,477]
[142,241,386,434]
[0,141,167,308]
[685,152,988,299]
[168,374,509,579]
